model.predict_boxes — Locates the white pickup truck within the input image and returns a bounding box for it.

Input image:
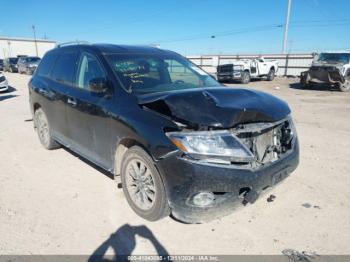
[217,57,279,84]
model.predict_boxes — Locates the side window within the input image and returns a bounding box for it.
[51,52,78,85]
[76,53,106,90]
[36,52,58,77]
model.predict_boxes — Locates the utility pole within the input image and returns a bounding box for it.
[282,0,292,54]
[32,25,39,57]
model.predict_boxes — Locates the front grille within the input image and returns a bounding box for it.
[217,65,233,73]
[234,119,294,166]
[0,76,6,82]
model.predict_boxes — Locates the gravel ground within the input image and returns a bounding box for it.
[0,73,350,256]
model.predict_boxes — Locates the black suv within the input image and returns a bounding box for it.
[29,44,299,223]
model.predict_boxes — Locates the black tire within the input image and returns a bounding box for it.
[34,108,60,150]
[300,74,309,89]
[339,81,350,92]
[121,146,170,221]
[241,71,250,84]
[267,68,275,81]
[339,71,350,92]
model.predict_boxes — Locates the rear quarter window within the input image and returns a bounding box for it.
[51,52,78,85]
[36,52,58,77]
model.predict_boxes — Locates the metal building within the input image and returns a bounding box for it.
[0,36,56,59]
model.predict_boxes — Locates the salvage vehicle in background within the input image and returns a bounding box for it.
[29,43,299,223]
[0,73,9,92]
[18,56,41,75]
[217,57,279,84]
[3,57,19,73]
[300,51,350,92]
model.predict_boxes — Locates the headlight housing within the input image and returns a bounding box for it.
[166,130,254,162]
[233,65,243,71]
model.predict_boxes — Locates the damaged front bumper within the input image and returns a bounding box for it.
[301,66,345,84]
[156,138,299,223]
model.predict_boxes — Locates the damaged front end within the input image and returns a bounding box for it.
[301,65,344,84]
[138,88,299,223]
[301,65,350,92]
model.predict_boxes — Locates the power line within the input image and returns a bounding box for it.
[152,24,283,44]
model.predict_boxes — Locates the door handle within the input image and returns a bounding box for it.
[67,97,77,106]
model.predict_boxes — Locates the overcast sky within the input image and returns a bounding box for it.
[1,0,349,55]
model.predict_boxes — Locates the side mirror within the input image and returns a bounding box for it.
[89,77,108,93]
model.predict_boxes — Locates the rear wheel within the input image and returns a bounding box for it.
[121,146,169,221]
[34,108,60,150]
[267,68,275,81]
[241,71,250,84]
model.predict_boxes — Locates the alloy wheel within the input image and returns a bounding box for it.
[36,111,50,145]
[125,159,156,210]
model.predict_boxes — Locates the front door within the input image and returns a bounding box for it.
[65,51,113,170]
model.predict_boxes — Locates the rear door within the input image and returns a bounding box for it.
[44,51,79,141]
[65,51,113,170]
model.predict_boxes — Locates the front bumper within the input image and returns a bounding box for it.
[301,68,344,84]
[0,80,8,92]
[217,71,242,81]
[156,139,299,223]
[27,66,37,74]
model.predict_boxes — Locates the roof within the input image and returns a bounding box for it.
[55,43,175,55]
[0,36,56,44]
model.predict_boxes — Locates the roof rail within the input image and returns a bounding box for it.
[56,41,90,48]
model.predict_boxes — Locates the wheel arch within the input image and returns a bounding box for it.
[114,137,148,177]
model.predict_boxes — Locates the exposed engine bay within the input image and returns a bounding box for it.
[232,118,295,167]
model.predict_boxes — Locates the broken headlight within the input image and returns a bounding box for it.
[166,130,254,162]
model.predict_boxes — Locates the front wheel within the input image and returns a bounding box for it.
[34,108,60,150]
[241,71,250,84]
[339,81,350,92]
[121,146,170,221]
[267,69,275,81]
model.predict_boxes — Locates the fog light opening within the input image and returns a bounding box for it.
[239,187,251,198]
[192,192,215,207]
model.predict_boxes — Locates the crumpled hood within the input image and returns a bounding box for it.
[138,87,291,128]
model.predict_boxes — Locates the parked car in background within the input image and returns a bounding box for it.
[300,51,350,92]
[3,57,19,73]
[29,43,299,223]
[0,59,4,71]
[0,73,8,92]
[18,56,41,75]
[217,57,279,84]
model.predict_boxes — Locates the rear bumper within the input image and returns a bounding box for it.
[156,138,299,223]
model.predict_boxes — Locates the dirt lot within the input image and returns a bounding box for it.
[1,73,350,256]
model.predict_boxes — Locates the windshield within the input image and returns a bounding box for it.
[105,53,220,94]
[27,57,41,62]
[9,58,18,63]
[317,53,350,64]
